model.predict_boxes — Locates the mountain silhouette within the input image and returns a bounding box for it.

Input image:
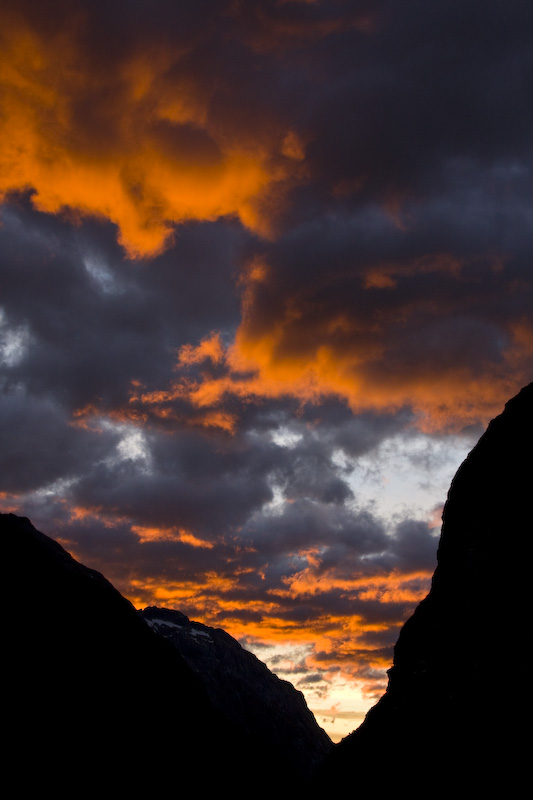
[313,382,532,795]
[140,606,331,777]
[2,512,329,795]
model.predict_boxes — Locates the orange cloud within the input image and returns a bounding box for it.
[121,569,401,701]
[131,316,526,435]
[178,333,226,367]
[279,567,432,602]
[123,253,531,433]
[131,525,214,548]
[36,504,429,705]
[0,7,302,256]
[110,556,426,651]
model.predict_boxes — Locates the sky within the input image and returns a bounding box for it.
[2,0,533,742]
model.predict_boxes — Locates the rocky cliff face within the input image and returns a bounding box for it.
[313,383,532,795]
[2,512,330,794]
[140,606,331,777]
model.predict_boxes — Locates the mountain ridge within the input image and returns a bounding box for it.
[312,382,533,794]
[139,605,331,777]
[1,510,329,794]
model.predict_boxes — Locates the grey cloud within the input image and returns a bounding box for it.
[0,388,120,492]
[3,0,532,706]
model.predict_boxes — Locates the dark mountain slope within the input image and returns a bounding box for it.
[313,383,533,796]
[3,513,243,793]
[1,512,329,794]
[140,606,331,778]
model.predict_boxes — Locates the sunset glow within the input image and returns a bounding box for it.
[2,0,532,741]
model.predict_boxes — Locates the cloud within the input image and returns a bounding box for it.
[0,0,332,255]
[2,0,533,721]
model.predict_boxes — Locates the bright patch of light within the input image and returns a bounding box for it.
[242,639,373,743]
[336,431,475,525]
[261,483,286,515]
[0,308,30,366]
[116,428,152,467]
[35,476,79,498]
[310,676,371,742]
[270,426,303,448]
[86,417,152,471]
[83,256,119,294]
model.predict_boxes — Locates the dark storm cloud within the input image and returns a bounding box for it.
[0,191,422,608]
[0,388,120,492]
[173,0,533,428]
[0,200,422,577]
[231,167,533,427]
[295,0,533,204]
[0,199,244,409]
[3,0,533,711]
[54,405,400,552]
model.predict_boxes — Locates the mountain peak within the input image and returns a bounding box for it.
[140,605,331,777]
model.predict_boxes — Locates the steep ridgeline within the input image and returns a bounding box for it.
[1,513,330,794]
[313,383,533,796]
[140,606,331,778]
